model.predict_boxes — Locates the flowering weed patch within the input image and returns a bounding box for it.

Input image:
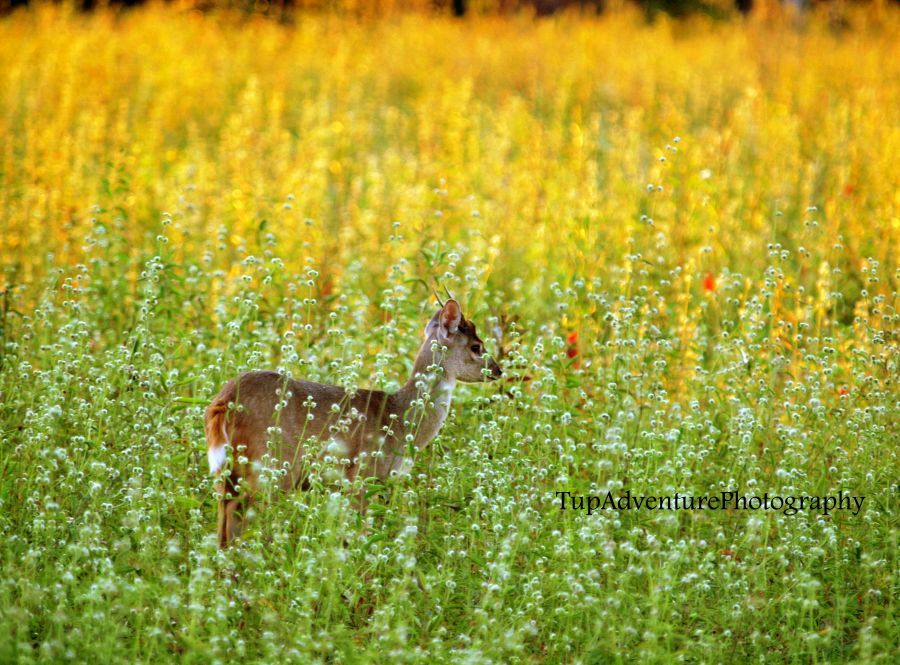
[0,5,897,663]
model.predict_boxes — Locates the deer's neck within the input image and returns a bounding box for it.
[393,341,455,448]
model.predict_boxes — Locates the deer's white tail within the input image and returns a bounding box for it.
[205,396,230,474]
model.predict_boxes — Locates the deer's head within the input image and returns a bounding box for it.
[424,299,502,383]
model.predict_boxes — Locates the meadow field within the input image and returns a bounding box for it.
[0,3,898,662]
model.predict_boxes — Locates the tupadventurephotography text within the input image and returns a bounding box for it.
[556,490,865,517]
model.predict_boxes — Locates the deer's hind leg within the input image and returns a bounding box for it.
[217,469,255,548]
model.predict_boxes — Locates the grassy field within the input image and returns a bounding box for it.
[1,4,898,663]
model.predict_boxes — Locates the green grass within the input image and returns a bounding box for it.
[1,220,896,662]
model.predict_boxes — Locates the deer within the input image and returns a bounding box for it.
[205,298,502,548]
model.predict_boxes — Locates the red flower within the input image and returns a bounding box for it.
[838,387,849,396]
[703,272,716,293]
[566,332,578,359]
[843,184,855,197]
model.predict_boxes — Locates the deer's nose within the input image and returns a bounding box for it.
[491,364,503,380]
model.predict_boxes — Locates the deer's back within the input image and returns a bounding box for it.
[212,370,395,463]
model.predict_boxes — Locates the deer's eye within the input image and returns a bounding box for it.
[471,344,482,354]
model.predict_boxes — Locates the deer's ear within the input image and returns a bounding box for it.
[439,299,462,340]
[425,308,442,338]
